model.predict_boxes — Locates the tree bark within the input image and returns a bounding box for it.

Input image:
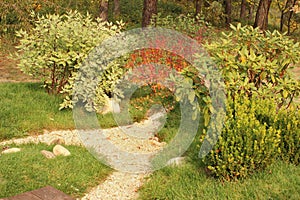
[280,0,297,33]
[240,0,248,20]
[114,0,120,17]
[224,0,232,25]
[195,0,202,17]
[287,0,297,34]
[248,4,254,21]
[99,0,109,22]
[253,0,272,30]
[142,0,158,27]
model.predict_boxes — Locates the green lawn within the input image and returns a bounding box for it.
[138,160,300,200]
[0,143,112,198]
[0,82,153,141]
[0,82,75,141]
[0,82,299,199]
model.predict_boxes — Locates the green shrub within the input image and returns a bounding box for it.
[205,24,300,108]
[204,1,225,26]
[276,105,300,165]
[201,24,300,180]
[202,93,282,180]
[150,13,210,38]
[13,11,124,110]
[0,0,99,39]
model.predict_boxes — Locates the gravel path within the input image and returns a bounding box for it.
[80,172,149,200]
[0,113,166,200]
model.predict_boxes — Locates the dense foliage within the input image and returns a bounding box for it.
[0,0,99,38]
[9,8,300,182]
[276,105,300,165]
[205,24,300,108]
[13,11,124,111]
[201,24,300,180]
[202,93,282,180]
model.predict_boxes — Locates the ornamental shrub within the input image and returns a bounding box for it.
[276,105,300,165]
[0,0,99,38]
[202,93,282,180]
[150,13,210,39]
[13,11,124,110]
[205,24,300,108]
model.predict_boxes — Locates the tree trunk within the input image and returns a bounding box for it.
[114,0,120,17]
[224,0,232,25]
[248,4,254,21]
[195,0,202,17]
[240,0,248,20]
[253,0,272,30]
[142,0,157,27]
[287,0,297,34]
[280,0,297,33]
[99,0,109,22]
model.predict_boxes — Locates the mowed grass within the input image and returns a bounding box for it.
[0,82,75,141]
[0,143,112,198]
[138,160,300,200]
[0,82,166,141]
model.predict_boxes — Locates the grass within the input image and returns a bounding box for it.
[0,82,74,141]
[0,143,112,198]
[0,82,175,141]
[138,160,300,200]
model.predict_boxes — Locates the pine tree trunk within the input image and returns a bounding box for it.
[240,0,248,19]
[195,0,202,16]
[99,0,109,22]
[114,0,120,17]
[248,4,254,21]
[253,0,272,30]
[280,0,297,33]
[142,0,157,27]
[224,0,232,25]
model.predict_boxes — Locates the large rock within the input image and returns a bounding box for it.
[41,150,56,159]
[53,145,71,156]
[2,148,21,154]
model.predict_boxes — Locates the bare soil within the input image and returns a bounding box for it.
[0,53,38,83]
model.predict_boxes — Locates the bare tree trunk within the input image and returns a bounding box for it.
[142,0,157,27]
[248,4,254,21]
[280,0,297,33]
[99,0,109,22]
[114,0,120,17]
[287,0,297,34]
[280,6,285,31]
[240,0,248,20]
[224,0,232,25]
[253,0,272,30]
[195,0,202,17]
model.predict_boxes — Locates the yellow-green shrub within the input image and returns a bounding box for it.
[276,105,300,165]
[202,93,282,180]
[13,11,125,110]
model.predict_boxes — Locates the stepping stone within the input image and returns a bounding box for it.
[1,148,21,154]
[0,185,74,200]
[41,150,56,159]
[53,145,71,156]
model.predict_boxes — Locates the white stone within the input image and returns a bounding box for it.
[100,97,120,114]
[53,145,71,156]
[166,157,186,166]
[46,137,64,146]
[2,148,21,154]
[41,150,56,159]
